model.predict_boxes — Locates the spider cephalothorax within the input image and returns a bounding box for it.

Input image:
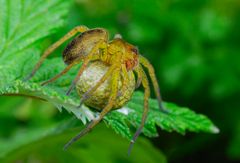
[25,26,166,154]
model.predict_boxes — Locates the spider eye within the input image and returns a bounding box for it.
[131,47,138,54]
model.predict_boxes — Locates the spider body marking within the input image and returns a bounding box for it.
[24,26,166,154]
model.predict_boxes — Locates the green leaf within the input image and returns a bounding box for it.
[0,0,219,142]
[104,92,219,140]
[0,0,96,124]
[0,0,70,88]
[0,118,167,163]
[0,57,96,123]
[104,111,132,140]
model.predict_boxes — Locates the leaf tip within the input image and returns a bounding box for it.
[211,125,220,134]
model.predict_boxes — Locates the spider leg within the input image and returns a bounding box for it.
[139,55,168,113]
[128,65,150,155]
[24,26,89,81]
[134,65,143,89]
[78,65,116,109]
[66,40,107,96]
[41,61,77,86]
[41,56,100,86]
[118,64,129,97]
[63,67,120,150]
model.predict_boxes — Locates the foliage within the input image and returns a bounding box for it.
[0,0,217,145]
[106,92,219,140]
[1,0,239,162]
[0,110,166,163]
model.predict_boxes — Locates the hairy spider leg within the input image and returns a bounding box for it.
[64,66,120,150]
[41,55,100,86]
[24,26,89,81]
[139,55,168,113]
[41,62,77,86]
[77,65,116,109]
[66,40,107,96]
[128,65,150,155]
[134,64,143,89]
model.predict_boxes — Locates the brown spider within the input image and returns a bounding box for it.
[25,26,166,154]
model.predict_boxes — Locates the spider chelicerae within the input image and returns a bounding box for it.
[25,26,166,154]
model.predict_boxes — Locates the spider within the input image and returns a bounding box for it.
[25,25,166,154]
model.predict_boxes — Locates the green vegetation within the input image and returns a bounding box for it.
[0,0,239,162]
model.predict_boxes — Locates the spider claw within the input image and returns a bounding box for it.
[66,87,74,96]
[23,68,40,82]
[77,93,90,108]
[23,73,33,82]
[63,140,73,151]
[63,146,68,151]
[127,125,143,156]
[63,119,95,150]
[127,140,135,156]
[40,81,48,86]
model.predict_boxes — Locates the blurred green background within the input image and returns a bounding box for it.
[1,0,240,162]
